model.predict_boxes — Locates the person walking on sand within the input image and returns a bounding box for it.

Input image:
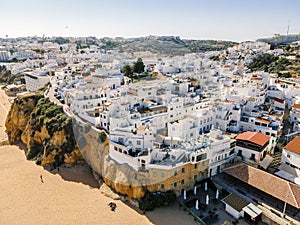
[40,174,44,183]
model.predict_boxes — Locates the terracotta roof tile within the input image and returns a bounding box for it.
[284,136,300,155]
[271,97,285,104]
[235,131,270,147]
[255,117,271,124]
[137,125,146,131]
[293,104,300,109]
[224,164,300,209]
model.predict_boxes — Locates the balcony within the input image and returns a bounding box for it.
[210,156,233,167]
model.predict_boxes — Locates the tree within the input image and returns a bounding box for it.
[133,58,145,74]
[122,64,133,76]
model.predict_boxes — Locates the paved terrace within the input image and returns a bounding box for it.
[177,179,250,225]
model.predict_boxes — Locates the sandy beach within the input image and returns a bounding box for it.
[0,88,197,225]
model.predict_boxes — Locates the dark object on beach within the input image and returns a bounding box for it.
[40,174,44,183]
[108,201,117,211]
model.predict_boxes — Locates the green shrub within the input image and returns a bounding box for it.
[97,132,107,143]
[83,123,91,133]
[35,154,42,165]
[27,144,42,160]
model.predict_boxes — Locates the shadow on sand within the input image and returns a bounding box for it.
[46,161,100,189]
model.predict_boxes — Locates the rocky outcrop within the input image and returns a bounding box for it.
[5,93,82,166]
[73,121,152,199]
[5,92,43,143]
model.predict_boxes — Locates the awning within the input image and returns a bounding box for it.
[243,203,262,219]
[259,155,274,169]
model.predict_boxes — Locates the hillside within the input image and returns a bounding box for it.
[257,34,300,46]
[100,36,237,55]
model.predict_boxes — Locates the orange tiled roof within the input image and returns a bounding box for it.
[224,163,300,209]
[271,97,285,104]
[284,136,300,155]
[137,125,146,131]
[235,131,270,146]
[255,117,271,124]
[293,104,300,109]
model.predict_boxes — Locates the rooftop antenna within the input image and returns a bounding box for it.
[287,19,291,36]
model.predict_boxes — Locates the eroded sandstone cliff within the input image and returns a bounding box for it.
[73,122,150,199]
[6,93,82,166]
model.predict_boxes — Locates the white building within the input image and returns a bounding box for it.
[0,51,9,62]
[24,72,50,92]
[290,104,300,132]
[206,129,234,176]
[222,194,250,219]
[277,136,300,185]
[235,131,271,164]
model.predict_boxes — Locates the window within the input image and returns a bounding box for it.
[181,168,185,173]
[287,154,291,158]
[194,175,197,180]
[194,164,198,169]
[181,179,185,185]
[174,170,178,176]
[202,161,205,167]
[137,140,141,145]
[161,184,165,189]
[114,146,117,151]
[174,182,177,188]
[153,171,157,177]
[161,172,165,178]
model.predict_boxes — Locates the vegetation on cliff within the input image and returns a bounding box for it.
[6,92,81,166]
[0,65,23,84]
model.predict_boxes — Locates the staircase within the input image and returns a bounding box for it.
[267,151,282,173]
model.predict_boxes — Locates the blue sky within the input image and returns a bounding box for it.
[1,0,300,42]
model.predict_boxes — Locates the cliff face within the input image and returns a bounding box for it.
[5,93,43,143]
[6,93,82,166]
[73,122,149,199]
